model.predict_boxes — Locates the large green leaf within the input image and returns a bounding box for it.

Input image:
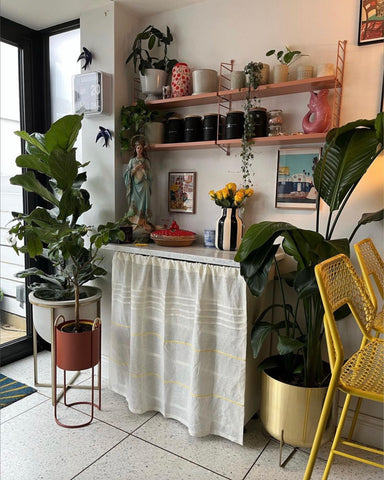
[48,149,78,190]
[15,154,51,176]
[314,117,381,212]
[44,114,82,152]
[10,171,59,207]
[14,130,49,155]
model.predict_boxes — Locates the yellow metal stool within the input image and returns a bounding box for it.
[303,254,384,480]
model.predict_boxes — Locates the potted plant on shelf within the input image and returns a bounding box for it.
[126,25,178,100]
[120,99,165,153]
[266,46,307,83]
[8,114,127,346]
[234,113,384,448]
[241,61,264,187]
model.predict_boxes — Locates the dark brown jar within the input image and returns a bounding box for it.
[249,107,267,137]
[184,115,203,142]
[165,117,184,143]
[225,110,244,139]
[203,113,225,141]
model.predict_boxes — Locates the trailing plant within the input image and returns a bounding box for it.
[8,114,128,331]
[235,113,384,387]
[126,25,178,75]
[266,46,307,66]
[240,61,263,187]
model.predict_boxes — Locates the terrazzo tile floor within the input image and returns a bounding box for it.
[1,351,383,480]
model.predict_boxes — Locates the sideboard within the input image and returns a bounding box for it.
[107,244,282,444]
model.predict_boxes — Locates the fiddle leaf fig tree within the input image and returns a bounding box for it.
[235,113,384,387]
[8,114,127,331]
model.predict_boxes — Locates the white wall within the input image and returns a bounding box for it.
[80,0,384,445]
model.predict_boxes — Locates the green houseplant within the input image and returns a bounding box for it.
[266,46,307,83]
[8,114,127,333]
[120,99,165,153]
[126,25,178,100]
[240,61,264,187]
[234,112,383,446]
[235,112,384,387]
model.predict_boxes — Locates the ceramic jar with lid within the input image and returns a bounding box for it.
[165,117,184,143]
[296,65,314,80]
[268,109,283,136]
[249,107,267,137]
[171,63,192,97]
[225,111,244,139]
[203,113,225,140]
[184,115,203,142]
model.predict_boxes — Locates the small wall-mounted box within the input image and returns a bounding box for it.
[73,71,112,115]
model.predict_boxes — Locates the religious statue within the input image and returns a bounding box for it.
[123,140,154,235]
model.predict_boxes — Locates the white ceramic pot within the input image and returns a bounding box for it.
[272,64,289,84]
[192,69,217,94]
[145,121,164,144]
[29,286,102,344]
[230,70,245,90]
[140,69,168,99]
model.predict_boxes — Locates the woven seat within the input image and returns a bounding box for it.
[354,238,384,336]
[304,254,384,480]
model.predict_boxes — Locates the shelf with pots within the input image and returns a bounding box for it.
[141,40,346,152]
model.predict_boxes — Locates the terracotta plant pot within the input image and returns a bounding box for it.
[55,319,101,372]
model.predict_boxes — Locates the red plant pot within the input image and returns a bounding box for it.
[55,319,101,372]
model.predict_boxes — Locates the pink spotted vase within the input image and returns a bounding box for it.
[171,63,192,97]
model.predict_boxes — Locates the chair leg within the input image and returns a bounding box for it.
[322,393,352,480]
[347,397,363,441]
[303,377,338,480]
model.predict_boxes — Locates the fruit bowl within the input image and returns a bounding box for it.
[150,221,198,247]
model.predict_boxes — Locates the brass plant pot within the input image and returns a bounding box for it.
[260,368,334,447]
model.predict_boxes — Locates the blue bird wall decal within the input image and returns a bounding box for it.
[77,47,93,70]
[96,126,112,147]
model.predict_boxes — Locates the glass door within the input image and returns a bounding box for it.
[0,41,29,354]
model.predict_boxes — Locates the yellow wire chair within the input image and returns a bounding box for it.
[354,238,384,337]
[303,254,384,480]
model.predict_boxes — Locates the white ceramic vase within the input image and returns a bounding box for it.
[272,64,289,84]
[192,69,218,94]
[140,69,168,100]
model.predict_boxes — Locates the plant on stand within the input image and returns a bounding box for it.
[234,113,384,446]
[241,61,263,188]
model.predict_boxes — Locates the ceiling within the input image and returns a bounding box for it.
[0,0,206,30]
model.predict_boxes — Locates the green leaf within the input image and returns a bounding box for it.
[314,117,380,212]
[14,131,49,155]
[277,335,304,355]
[48,149,78,190]
[10,171,59,207]
[251,321,277,358]
[357,209,384,227]
[15,154,51,175]
[44,114,82,152]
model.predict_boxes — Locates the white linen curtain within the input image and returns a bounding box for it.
[109,252,248,444]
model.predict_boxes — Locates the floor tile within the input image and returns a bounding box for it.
[63,381,157,433]
[0,391,49,424]
[134,414,268,480]
[1,401,127,480]
[75,435,228,480]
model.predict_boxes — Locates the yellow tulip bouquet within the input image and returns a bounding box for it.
[209,183,254,208]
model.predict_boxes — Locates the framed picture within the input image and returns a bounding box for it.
[275,148,321,209]
[358,0,384,45]
[168,172,196,213]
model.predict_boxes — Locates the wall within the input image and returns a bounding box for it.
[80,0,384,446]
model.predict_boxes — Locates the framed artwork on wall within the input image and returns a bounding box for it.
[358,0,384,45]
[275,148,321,209]
[168,172,196,213]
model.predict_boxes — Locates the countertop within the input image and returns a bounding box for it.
[104,241,284,268]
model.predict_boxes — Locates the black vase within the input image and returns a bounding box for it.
[225,111,244,139]
[215,208,243,251]
[165,117,184,143]
[184,115,203,142]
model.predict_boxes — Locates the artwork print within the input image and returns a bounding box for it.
[275,148,321,209]
[168,172,196,213]
[358,0,384,45]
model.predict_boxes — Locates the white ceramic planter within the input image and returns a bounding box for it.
[145,121,164,144]
[29,286,102,344]
[272,64,289,83]
[140,69,167,99]
[192,69,217,94]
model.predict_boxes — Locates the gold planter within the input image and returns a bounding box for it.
[260,369,334,448]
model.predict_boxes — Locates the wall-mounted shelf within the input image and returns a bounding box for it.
[217,133,327,148]
[148,140,216,151]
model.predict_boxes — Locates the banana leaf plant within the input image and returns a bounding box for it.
[8,114,128,331]
[235,113,384,387]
